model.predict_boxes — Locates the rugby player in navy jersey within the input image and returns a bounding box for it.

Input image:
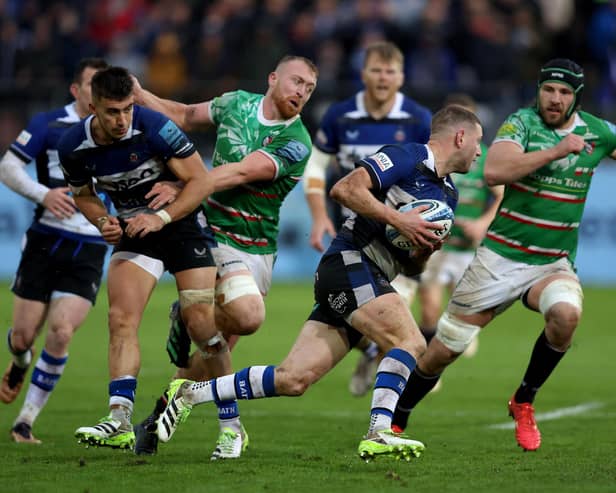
[154,105,482,461]
[0,58,109,444]
[302,41,433,397]
[57,66,222,450]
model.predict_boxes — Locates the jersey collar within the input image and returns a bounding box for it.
[257,96,299,127]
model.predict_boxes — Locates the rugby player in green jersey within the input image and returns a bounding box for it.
[391,59,616,452]
[131,56,318,458]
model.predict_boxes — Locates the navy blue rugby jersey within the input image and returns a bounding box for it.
[329,143,458,280]
[58,105,196,219]
[314,91,432,174]
[9,103,109,242]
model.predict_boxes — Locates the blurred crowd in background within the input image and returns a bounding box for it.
[1,0,615,152]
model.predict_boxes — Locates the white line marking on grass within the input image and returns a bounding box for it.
[487,401,604,429]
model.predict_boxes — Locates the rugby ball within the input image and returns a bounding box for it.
[385,199,454,251]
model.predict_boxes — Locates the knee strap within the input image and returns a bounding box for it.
[216,275,261,305]
[436,311,481,354]
[538,278,583,315]
[179,288,215,309]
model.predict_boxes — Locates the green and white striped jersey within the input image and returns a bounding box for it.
[484,107,616,265]
[206,90,312,254]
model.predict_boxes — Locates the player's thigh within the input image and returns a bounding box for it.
[107,258,158,324]
[448,246,523,316]
[277,320,350,389]
[212,243,273,296]
[46,294,93,331]
[174,266,217,291]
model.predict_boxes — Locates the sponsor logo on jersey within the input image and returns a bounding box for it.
[371,152,394,172]
[550,154,579,171]
[273,140,309,163]
[220,259,243,268]
[496,122,517,138]
[16,130,32,146]
[159,120,192,154]
[345,130,359,140]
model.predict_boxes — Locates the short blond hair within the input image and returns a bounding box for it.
[431,105,481,136]
[363,41,404,68]
[276,55,319,78]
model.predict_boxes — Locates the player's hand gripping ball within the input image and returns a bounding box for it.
[385,199,454,251]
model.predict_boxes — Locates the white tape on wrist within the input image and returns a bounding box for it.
[155,209,172,225]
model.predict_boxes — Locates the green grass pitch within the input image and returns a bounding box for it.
[0,282,615,493]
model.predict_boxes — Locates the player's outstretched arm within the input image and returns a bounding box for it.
[303,147,336,252]
[485,135,585,185]
[125,152,213,239]
[208,151,277,193]
[132,76,212,132]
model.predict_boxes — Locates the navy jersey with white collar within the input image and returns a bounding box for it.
[57,105,196,219]
[8,103,109,242]
[329,143,458,280]
[314,91,432,172]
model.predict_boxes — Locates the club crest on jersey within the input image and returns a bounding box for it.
[583,141,595,154]
[394,129,406,142]
[371,151,394,171]
[262,135,274,146]
[129,153,139,162]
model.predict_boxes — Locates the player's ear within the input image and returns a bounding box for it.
[455,128,465,147]
[268,71,278,88]
[69,82,79,100]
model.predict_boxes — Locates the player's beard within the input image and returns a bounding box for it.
[272,89,301,120]
[540,104,570,129]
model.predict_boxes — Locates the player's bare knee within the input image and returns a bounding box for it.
[404,334,427,360]
[539,278,582,335]
[274,366,311,396]
[545,303,580,349]
[435,311,481,355]
[546,303,580,330]
[8,330,34,353]
[107,307,138,335]
[47,323,74,350]
[222,296,265,335]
